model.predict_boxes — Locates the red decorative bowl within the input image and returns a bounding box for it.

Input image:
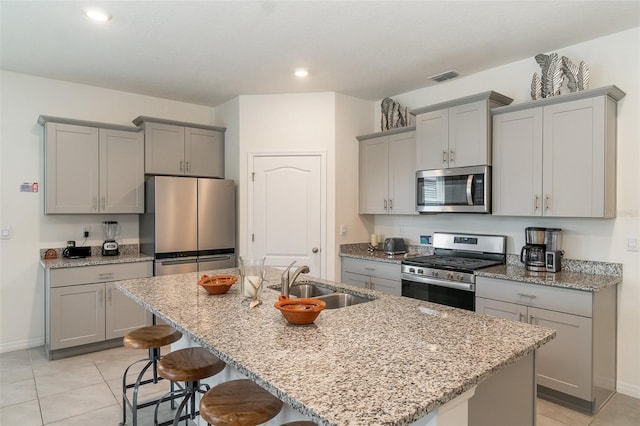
[274,296,326,325]
[198,275,238,295]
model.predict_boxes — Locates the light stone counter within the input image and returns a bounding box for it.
[117,267,555,426]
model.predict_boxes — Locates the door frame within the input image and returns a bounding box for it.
[247,151,327,278]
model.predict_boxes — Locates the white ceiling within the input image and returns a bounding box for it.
[1,1,639,107]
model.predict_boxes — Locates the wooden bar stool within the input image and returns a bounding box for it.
[119,324,182,426]
[153,347,226,426]
[199,379,284,425]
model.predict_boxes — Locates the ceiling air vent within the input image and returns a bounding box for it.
[429,70,460,82]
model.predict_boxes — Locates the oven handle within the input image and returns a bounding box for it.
[402,273,475,292]
[466,174,474,205]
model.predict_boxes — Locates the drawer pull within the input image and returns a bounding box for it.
[518,312,525,322]
[529,315,537,325]
[517,293,537,299]
[364,267,375,271]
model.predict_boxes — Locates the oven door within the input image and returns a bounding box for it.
[401,276,475,311]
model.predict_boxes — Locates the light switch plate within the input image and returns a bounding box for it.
[1,227,10,240]
[626,237,638,252]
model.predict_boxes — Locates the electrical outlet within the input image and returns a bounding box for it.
[82,225,90,238]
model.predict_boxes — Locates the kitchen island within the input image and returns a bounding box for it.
[117,267,555,425]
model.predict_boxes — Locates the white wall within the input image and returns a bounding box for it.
[334,93,375,278]
[235,93,335,278]
[0,71,216,352]
[374,28,640,397]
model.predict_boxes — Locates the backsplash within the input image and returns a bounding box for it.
[39,243,140,259]
[506,254,622,276]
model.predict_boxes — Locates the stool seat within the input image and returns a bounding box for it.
[123,324,182,349]
[200,379,283,425]
[158,347,225,382]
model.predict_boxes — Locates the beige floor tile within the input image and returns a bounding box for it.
[537,413,572,426]
[0,377,38,408]
[0,398,43,426]
[31,354,93,379]
[39,382,117,424]
[44,403,121,425]
[35,364,104,398]
[0,364,34,385]
[537,397,593,426]
[28,346,49,365]
[590,393,640,426]
[95,354,157,381]
[106,375,172,406]
[0,349,32,369]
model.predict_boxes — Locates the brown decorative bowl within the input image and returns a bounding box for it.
[198,274,238,295]
[274,296,326,325]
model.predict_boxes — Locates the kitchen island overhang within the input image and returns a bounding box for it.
[117,267,555,425]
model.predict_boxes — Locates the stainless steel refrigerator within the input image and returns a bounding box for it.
[140,176,236,276]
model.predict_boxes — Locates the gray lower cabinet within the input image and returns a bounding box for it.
[45,261,153,359]
[341,257,401,296]
[475,276,616,413]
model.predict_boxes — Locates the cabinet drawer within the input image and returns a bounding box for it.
[49,262,153,287]
[341,258,400,281]
[476,276,592,317]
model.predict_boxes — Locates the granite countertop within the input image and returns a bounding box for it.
[40,252,154,269]
[476,264,622,292]
[340,244,622,292]
[117,267,555,426]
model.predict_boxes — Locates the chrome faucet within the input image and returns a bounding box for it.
[281,261,310,298]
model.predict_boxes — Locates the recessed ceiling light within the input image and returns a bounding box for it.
[83,8,112,22]
[294,69,309,78]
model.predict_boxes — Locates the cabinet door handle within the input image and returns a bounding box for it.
[186,161,190,172]
[179,160,184,172]
[384,199,388,210]
[442,150,448,164]
[388,199,393,210]
[518,312,525,322]
[517,293,537,299]
[108,287,112,304]
[534,195,540,211]
[98,288,104,304]
[545,194,551,211]
[529,315,536,325]
[92,197,98,212]
[101,196,105,211]
[449,149,455,164]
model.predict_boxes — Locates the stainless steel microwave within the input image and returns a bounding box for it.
[416,165,491,213]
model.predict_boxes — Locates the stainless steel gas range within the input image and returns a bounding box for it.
[401,232,506,311]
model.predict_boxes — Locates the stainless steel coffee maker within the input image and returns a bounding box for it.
[521,227,547,271]
[544,228,563,273]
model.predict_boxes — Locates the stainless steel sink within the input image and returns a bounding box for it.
[289,283,336,298]
[313,293,372,309]
[269,281,374,309]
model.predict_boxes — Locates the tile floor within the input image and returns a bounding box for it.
[1,345,639,425]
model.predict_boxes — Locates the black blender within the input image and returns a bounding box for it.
[102,221,119,256]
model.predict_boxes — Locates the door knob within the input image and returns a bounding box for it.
[312,247,319,253]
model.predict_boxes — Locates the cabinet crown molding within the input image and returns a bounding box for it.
[410,91,513,116]
[492,85,626,115]
[356,125,416,141]
[132,115,226,132]
[38,115,141,132]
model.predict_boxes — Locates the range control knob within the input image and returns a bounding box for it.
[417,269,424,274]
[431,271,437,277]
[457,274,464,281]
[446,272,453,280]
[409,267,415,273]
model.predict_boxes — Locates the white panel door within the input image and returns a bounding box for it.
[250,155,323,277]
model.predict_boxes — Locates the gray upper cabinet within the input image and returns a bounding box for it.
[357,127,416,215]
[39,116,144,214]
[492,86,625,218]
[133,116,225,178]
[413,92,513,170]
